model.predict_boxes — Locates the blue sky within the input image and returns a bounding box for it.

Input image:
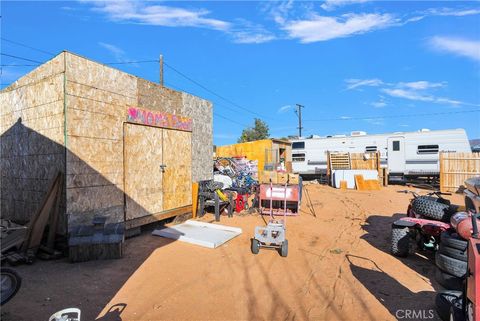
[1,1,480,145]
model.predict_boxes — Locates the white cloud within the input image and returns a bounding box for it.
[229,20,276,44]
[345,78,384,90]
[282,13,397,43]
[398,81,445,90]
[382,88,434,102]
[98,42,127,62]
[321,0,371,11]
[425,7,480,17]
[430,36,480,62]
[345,77,473,107]
[382,88,466,106]
[83,0,230,31]
[371,101,387,108]
[278,105,292,113]
[340,115,351,119]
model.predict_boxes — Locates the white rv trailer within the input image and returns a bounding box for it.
[291,128,471,178]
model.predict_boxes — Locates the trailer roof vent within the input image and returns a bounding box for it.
[420,128,430,132]
[351,131,367,136]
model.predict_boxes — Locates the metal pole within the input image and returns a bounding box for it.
[296,104,304,137]
[159,54,164,86]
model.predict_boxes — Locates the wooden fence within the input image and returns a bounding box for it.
[440,152,480,193]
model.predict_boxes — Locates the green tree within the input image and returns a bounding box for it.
[237,118,270,143]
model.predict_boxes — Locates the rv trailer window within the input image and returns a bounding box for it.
[292,142,305,149]
[292,153,305,162]
[365,146,377,152]
[392,141,400,151]
[417,145,439,154]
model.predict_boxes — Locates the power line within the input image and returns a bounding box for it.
[1,53,43,64]
[1,64,39,67]
[104,60,159,65]
[163,61,272,120]
[304,109,480,122]
[165,81,250,127]
[1,37,56,56]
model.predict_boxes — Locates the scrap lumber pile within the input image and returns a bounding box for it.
[1,172,64,265]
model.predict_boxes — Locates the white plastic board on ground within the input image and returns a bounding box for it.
[151,220,242,248]
[332,170,379,189]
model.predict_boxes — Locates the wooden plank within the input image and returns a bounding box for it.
[340,180,347,190]
[125,205,192,230]
[192,182,199,219]
[124,123,164,221]
[21,172,62,254]
[354,175,366,191]
[162,129,192,211]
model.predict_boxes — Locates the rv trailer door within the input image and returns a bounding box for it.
[387,136,405,175]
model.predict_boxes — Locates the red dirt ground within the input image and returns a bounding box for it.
[1,184,464,321]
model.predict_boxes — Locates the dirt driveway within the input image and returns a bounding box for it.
[1,184,463,321]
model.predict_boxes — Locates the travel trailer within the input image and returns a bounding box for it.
[291,129,471,179]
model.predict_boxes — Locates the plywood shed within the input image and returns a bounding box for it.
[0,51,213,234]
[215,139,292,181]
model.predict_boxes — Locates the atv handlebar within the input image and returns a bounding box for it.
[397,189,451,198]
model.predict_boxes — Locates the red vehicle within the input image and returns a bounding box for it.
[391,190,458,257]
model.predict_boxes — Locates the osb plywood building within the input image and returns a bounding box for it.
[0,51,213,233]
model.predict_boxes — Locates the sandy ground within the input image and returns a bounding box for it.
[1,184,464,321]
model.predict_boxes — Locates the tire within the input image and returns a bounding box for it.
[439,243,467,262]
[280,240,288,257]
[0,268,21,305]
[435,253,467,278]
[435,290,462,321]
[435,268,464,291]
[440,231,468,251]
[391,225,410,257]
[411,198,455,222]
[251,239,260,254]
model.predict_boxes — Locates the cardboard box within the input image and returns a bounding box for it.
[277,172,289,184]
[288,173,300,184]
[261,170,277,184]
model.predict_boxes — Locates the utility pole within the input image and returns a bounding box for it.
[159,54,164,86]
[295,104,304,137]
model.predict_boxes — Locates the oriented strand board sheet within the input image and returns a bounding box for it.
[332,170,378,189]
[124,124,164,220]
[151,220,242,248]
[162,129,192,211]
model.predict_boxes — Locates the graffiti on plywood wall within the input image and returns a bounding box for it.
[127,107,193,132]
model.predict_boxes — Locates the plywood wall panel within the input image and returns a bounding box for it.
[180,92,213,182]
[65,53,137,100]
[65,81,134,115]
[67,106,122,140]
[162,129,192,211]
[4,54,64,91]
[124,124,164,220]
[0,59,65,224]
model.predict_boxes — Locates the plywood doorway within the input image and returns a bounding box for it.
[124,123,192,222]
[124,124,164,220]
[163,129,192,211]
